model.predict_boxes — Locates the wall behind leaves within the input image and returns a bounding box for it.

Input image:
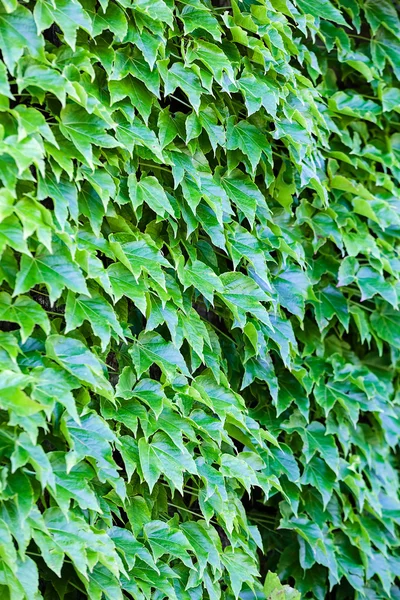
[0,0,399,598]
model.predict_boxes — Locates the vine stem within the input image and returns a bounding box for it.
[139,162,171,173]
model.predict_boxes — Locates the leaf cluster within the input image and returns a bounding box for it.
[0,0,399,599]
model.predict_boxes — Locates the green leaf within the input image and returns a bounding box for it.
[130,331,190,379]
[15,239,89,303]
[32,367,80,423]
[179,4,221,42]
[312,286,350,331]
[226,117,271,172]
[49,452,100,512]
[302,422,340,474]
[65,289,125,351]
[0,6,45,71]
[0,291,49,342]
[144,520,194,568]
[161,61,205,113]
[62,412,119,484]
[11,432,55,489]
[128,174,174,218]
[60,103,119,167]
[371,303,400,348]
[364,0,400,37]
[46,335,113,399]
[180,521,221,575]
[109,233,170,290]
[296,0,347,25]
[0,371,44,416]
[221,169,266,226]
[264,571,301,600]
[34,0,92,50]
[108,262,147,314]
[239,73,278,118]
[132,378,166,419]
[132,0,173,26]
[274,267,312,320]
[138,437,162,492]
[182,260,223,304]
[222,548,259,598]
[356,267,397,307]
[17,61,67,106]
[301,457,337,508]
[219,271,272,329]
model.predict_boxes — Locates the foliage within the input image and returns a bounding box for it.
[0,0,400,598]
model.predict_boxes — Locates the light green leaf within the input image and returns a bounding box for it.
[65,290,125,351]
[0,291,49,342]
[15,238,88,303]
[130,331,190,379]
[46,335,113,399]
[128,174,174,218]
[0,5,44,71]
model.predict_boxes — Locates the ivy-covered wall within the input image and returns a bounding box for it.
[0,0,399,598]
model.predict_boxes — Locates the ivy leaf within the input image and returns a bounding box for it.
[49,452,100,512]
[17,61,68,106]
[132,378,166,419]
[0,5,45,71]
[221,169,266,227]
[222,548,260,598]
[296,0,348,25]
[13,105,57,146]
[33,0,92,50]
[60,103,120,167]
[138,437,162,492]
[302,422,340,474]
[128,174,175,218]
[301,457,337,508]
[92,3,128,39]
[144,520,194,568]
[108,262,147,315]
[312,286,350,331]
[0,371,44,416]
[11,432,55,490]
[371,303,400,348]
[109,233,170,290]
[226,117,271,172]
[15,240,89,303]
[180,521,221,576]
[0,291,49,342]
[152,432,197,492]
[31,367,80,423]
[112,47,160,97]
[130,331,190,379]
[180,4,221,41]
[110,526,158,572]
[357,267,397,307]
[182,260,223,304]
[363,0,400,37]
[0,216,30,255]
[46,335,113,399]
[65,290,125,351]
[111,80,154,125]
[218,272,272,329]
[161,61,205,113]
[239,73,278,118]
[274,267,312,320]
[132,0,173,27]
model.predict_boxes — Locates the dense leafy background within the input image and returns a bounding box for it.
[1,0,400,598]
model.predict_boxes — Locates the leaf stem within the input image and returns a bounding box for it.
[168,94,193,110]
[139,162,171,173]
